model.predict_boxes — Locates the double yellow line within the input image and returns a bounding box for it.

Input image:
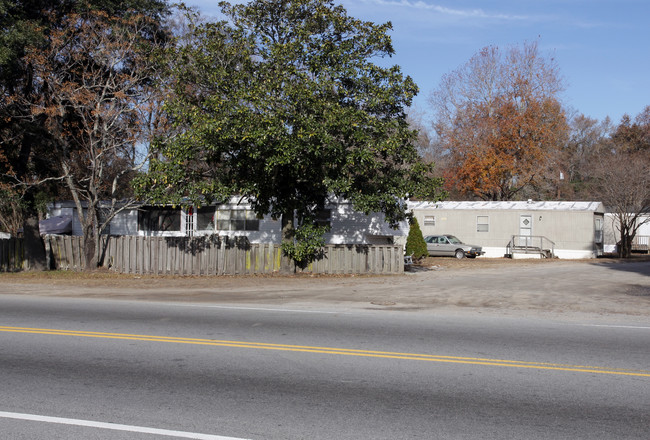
[1,326,648,377]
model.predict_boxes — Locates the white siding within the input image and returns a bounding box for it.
[408,201,605,259]
[110,210,138,235]
[46,199,403,245]
[47,206,74,218]
[71,209,83,236]
[200,214,282,244]
[325,203,399,244]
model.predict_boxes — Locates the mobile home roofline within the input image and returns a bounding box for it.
[408,201,605,213]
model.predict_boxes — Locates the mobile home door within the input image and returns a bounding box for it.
[519,215,533,246]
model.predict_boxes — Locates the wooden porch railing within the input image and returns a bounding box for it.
[506,235,555,258]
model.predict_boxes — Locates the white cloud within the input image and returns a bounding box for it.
[360,0,530,21]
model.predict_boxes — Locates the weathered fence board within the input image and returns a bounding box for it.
[1,236,403,275]
[33,235,403,275]
[0,238,24,272]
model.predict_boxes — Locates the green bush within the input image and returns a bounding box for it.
[405,216,428,260]
[281,222,329,269]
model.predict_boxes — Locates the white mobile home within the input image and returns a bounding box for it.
[409,201,606,259]
[46,198,402,245]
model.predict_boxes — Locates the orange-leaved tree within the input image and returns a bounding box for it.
[10,9,169,269]
[430,41,568,200]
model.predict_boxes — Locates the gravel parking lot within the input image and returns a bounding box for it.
[1,256,649,319]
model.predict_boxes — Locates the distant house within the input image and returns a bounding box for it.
[46,198,402,245]
[603,213,650,254]
[408,200,606,259]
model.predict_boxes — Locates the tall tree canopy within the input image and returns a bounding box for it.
[0,0,169,185]
[429,42,568,201]
[137,0,442,264]
[1,0,171,269]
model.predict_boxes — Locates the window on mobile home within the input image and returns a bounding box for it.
[477,215,489,232]
[215,209,259,231]
[138,208,181,232]
[196,207,216,231]
[315,209,331,228]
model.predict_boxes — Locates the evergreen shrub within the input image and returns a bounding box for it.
[405,216,428,260]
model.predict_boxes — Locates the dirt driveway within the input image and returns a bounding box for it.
[1,257,649,319]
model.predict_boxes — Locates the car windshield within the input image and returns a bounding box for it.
[446,235,463,244]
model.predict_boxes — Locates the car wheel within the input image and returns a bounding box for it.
[455,249,465,259]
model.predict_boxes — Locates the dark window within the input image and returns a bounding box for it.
[138,208,181,232]
[315,209,331,228]
[232,210,246,231]
[197,207,216,231]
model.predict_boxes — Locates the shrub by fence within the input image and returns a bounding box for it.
[39,235,403,275]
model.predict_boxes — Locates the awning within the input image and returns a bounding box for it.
[39,215,73,235]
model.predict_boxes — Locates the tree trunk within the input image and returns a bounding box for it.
[83,224,98,270]
[23,211,46,271]
[280,210,295,273]
[15,134,46,271]
[617,220,634,258]
[618,234,633,259]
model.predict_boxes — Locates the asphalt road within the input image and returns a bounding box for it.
[0,294,648,439]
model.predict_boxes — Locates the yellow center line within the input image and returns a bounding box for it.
[1,326,648,377]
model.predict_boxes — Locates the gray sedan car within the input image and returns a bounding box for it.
[424,234,484,259]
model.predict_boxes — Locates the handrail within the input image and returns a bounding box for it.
[633,235,649,245]
[632,235,650,251]
[506,235,555,258]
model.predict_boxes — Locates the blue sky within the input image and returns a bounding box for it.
[186,0,649,125]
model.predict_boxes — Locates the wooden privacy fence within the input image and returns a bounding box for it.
[43,235,404,275]
[0,238,24,272]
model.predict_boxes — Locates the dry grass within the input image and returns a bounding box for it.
[1,254,648,288]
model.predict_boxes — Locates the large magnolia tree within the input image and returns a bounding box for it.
[137,0,443,266]
[429,42,568,200]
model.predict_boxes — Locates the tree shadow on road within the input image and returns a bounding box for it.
[590,255,650,277]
